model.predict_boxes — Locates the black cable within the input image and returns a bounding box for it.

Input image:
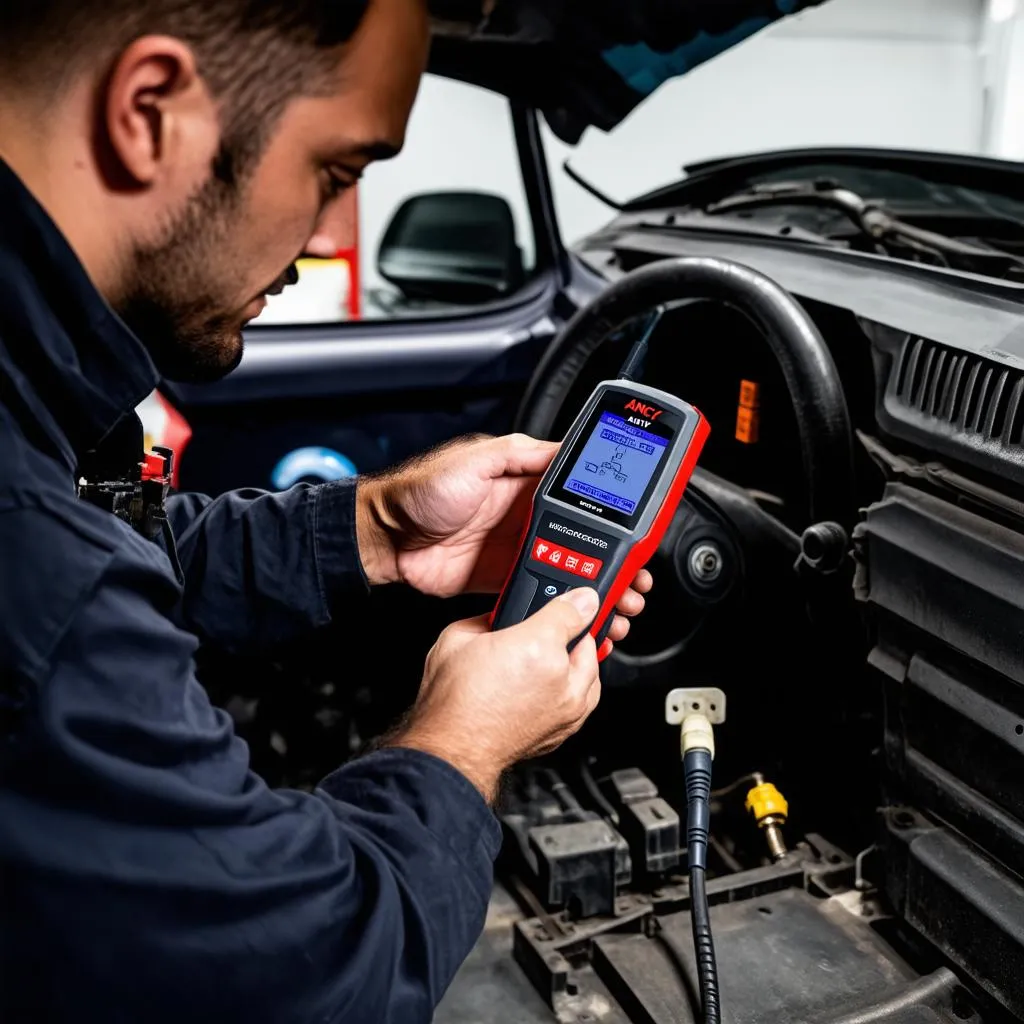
[688,868,720,1024]
[539,768,586,821]
[578,757,619,825]
[684,747,721,1024]
[617,304,665,382]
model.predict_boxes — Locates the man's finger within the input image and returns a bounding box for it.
[633,569,654,594]
[526,587,600,645]
[567,631,599,692]
[489,434,560,477]
[607,615,630,643]
[615,589,645,617]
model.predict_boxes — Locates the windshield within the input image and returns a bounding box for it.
[544,0,1011,246]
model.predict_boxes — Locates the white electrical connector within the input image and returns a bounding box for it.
[665,687,726,758]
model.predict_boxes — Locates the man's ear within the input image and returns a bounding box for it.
[102,35,214,188]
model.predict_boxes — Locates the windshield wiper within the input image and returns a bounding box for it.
[704,179,1024,279]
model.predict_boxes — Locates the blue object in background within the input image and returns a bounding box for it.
[603,17,772,97]
[271,447,358,490]
[599,0,814,99]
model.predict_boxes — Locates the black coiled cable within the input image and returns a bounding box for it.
[688,867,720,1024]
[684,748,721,1024]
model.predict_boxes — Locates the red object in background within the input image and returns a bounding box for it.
[137,390,192,489]
[339,185,361,320]
[141,451,167,481]
[322,186,361,320]
[158,393,192,488]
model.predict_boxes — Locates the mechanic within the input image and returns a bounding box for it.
[0,1,653,1021]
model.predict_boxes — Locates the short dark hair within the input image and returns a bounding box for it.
[1,0,371,179]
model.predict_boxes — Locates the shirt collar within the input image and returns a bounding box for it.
[0,159,160,471]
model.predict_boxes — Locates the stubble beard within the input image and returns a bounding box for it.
[117,168,247,385]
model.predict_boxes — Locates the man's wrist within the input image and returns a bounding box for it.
[382,728,502,806]
[355,476,401,586]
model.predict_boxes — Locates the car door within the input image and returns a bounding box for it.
[143,77,606,786]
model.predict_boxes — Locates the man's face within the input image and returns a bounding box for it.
[118,0,428,383]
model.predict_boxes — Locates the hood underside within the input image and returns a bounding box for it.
[428,0,828,144]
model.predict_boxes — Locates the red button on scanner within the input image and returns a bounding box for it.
[531,538,603,579]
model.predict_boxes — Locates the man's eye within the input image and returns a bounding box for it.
[324,171,353,201]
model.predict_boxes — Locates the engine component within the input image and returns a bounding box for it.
[500,769,630,919]
[855,481,1024,1019]
[745,781,789,861]
[602,768,682,877]
[529,819,629,919]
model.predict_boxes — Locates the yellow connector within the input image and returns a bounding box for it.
[745,781,789,861]
[744,782,788,823]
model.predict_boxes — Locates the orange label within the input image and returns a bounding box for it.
[736,379,760,443]
[739,379,760,409]
[735,405,760,444]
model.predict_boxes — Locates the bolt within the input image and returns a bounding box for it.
[764,823,788,861]
[688,542,723,583]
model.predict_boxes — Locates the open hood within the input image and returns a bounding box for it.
[428,0,828,144]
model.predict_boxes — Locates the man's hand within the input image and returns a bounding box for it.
[386,587,603,803]
[356,434,652,647]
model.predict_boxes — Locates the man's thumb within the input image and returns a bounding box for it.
[541,586,600,639]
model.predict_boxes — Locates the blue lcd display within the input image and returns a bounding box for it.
[562,412,670,515]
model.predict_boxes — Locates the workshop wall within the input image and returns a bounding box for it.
[545,0,990,245]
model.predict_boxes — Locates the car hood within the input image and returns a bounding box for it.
[428,0,827,144]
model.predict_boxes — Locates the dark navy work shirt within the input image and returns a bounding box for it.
[0,160,500,1023]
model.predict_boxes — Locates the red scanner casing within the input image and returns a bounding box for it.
[490,380,710,660]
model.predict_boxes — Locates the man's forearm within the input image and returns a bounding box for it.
[166,482,369,651]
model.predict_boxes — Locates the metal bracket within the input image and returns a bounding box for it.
[665,687,727,726]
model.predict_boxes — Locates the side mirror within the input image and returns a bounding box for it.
[377,191,525,305]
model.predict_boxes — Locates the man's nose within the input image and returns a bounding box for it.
[303,229,340,259]
[304,191,358,260]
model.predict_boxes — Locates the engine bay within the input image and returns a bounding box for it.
[200,256,1024,1024]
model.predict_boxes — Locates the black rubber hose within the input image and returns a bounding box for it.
[689,868,720,1024]
[515,256,855,527]
[684,748,720,1024]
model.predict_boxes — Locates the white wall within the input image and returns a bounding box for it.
[980,0,1024,157]
[544,0,988,245]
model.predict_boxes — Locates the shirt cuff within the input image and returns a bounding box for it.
[313,479,370,611]
[319,748,503,883]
